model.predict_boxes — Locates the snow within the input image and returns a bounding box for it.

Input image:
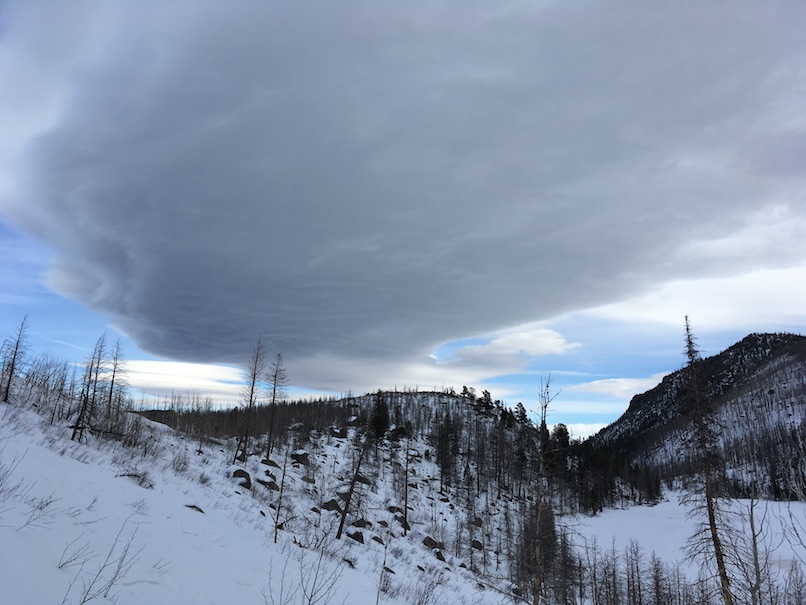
[4,396,806,604]
[570,493,806,579]
[0,403,508,605]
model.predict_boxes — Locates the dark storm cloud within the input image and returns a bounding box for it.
[2,1,806,384]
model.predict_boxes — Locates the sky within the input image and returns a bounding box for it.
[1,2,806,438]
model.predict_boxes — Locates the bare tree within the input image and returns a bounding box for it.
[725,460,783,605]
[265,352,287,458]
[1,315,29,403]
[72,333,107,442]
[274,446,290,544]
[336,431,368,540]
[104,339,126,434]
[534,375,558,605]
[234,336,266,464]
[682,316,734,605]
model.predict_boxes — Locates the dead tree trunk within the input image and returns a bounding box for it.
[336,434,367,540]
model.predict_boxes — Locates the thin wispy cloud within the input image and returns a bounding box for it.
[570,373,669,401]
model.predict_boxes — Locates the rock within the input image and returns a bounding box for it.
[264,470,277,481]
[387,505,403,514]
[322,498,343,514]
[290,451,310,466]
[311,506,320,514]
[372,535,385,545]
[233,469,251,489]
[383,566,395,575]
[352,518,372,529]
[471,539,483,551]
[377,520,389,528]
[185,504,204,513]
[347,530,364,544]
[423,536,442,550]
[261,458,281,468]
[301,476,315,484]
[256,479,280,491]
[435,550,445,562]
[395,514,410,531]
[472,516,483,528]
[355,473,371,486]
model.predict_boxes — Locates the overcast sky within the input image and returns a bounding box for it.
[2,2,806,436]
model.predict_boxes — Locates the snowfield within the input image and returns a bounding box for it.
[571,494,806,577]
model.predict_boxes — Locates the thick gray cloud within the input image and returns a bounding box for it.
[2,1,806,385]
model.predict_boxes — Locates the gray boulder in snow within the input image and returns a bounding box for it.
[290,451,310,466]
[322,498,343,514]
[233,469,251,489]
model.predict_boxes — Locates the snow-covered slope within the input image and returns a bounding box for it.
[0,401,514,605]
[5,369,806,604]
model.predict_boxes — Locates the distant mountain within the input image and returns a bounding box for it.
[588,332,806,497]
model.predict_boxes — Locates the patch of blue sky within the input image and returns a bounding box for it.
[0,221,153,364]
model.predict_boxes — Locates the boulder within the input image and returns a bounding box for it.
[233,469,251,489]
[256,479,280,491]
[394,514,410,531]
[290,451,310,466]
[322,498,343,514]
[347,530,364,544]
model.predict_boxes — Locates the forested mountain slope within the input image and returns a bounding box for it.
[589,332,806,497]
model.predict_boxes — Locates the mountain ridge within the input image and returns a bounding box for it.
[590,331,806,452]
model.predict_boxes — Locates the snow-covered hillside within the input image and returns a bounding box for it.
[4,362,806,603]
[5,396,806,604]
[0,402,516,605]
